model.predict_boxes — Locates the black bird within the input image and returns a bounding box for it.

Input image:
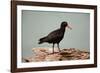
[38,21,72,53]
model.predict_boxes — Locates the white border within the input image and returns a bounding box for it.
[17,5,94,68]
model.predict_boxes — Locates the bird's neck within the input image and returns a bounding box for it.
[60,27,66,33]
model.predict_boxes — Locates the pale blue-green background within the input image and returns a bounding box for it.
[22,10,90,58]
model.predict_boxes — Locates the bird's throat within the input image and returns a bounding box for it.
[60,28,65,35]
[61,27,65,32]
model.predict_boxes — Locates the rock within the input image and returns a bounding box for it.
[80,52,90,59]
[23,48,90,62]
[32,48,49,55]
[24,56,35,62]
[32,48,60,54]
[33,54,46,62]
[45,53,62,61]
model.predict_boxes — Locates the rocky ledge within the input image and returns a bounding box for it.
[23,48,90,62]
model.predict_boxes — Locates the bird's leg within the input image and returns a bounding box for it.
[52,43,55,54]
[57,43,61,52]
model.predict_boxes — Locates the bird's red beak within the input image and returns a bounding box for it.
[67,25,72,30]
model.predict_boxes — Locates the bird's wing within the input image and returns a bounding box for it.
[47,29,62,40]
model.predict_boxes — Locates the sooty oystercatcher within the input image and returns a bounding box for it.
[38,21,72,53]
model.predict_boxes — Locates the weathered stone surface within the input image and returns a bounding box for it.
[24,48,90,62]
[45,53,62,61]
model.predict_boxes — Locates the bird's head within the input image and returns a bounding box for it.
[61,21,72,30]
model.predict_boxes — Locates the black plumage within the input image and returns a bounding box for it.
[38,21,72,53]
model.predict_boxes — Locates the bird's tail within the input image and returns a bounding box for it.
[38,37,47,44]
